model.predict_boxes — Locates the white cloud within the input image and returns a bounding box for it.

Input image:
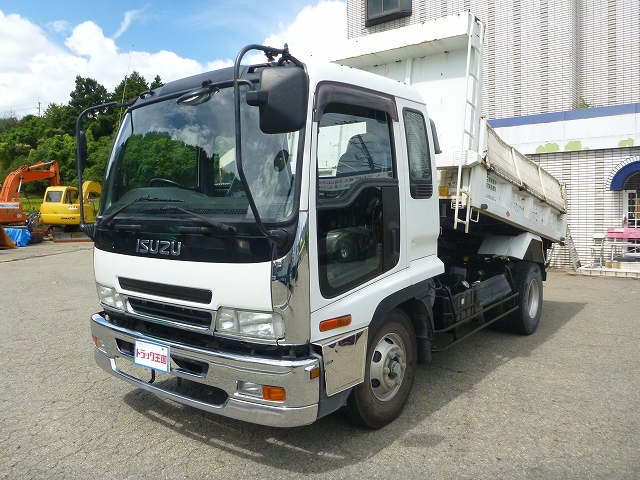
[47,20,71,34]
[249,0,347,65]
[112,9,143,40]
[0,2,347,118]
[0,12,60,73]
[0,11,214,117]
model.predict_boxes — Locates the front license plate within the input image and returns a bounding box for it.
[134,340,170,374]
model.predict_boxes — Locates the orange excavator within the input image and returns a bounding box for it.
[0,160,61,225]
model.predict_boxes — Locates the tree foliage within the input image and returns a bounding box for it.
[0,71,164,197]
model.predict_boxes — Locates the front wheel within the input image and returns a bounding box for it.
[337,236,355,263]
[346,309,416,429]
[508,261,543,335]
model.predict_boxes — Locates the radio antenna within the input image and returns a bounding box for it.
[118,45,135,125]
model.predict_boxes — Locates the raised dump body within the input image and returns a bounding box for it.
[332,12,567,244]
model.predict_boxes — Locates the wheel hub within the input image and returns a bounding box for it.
[370,333,406,402]
[526,279,540,318]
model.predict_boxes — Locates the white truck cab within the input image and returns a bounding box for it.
[80,14,566,429]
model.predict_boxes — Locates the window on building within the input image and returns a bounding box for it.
[365,0,412,27]
[626,191,639,228]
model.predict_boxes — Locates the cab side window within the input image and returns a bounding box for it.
[403,109,433,199]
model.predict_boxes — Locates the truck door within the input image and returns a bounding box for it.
[313,84,401,299]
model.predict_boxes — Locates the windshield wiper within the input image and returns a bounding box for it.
[169,205,236,235]
[100,196,184,228]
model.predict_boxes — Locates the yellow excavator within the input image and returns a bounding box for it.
[40,181,101,226]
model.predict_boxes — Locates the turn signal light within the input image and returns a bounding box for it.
[262,386,286,402]
[319,314,351,332]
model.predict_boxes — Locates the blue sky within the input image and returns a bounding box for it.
[0,0,346,116]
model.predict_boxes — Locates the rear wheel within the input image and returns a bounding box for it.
[346,309,416,429]
[507,261,543,335]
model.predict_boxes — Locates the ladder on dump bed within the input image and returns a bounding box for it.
[453,16,485,233]
[546,227,581,271]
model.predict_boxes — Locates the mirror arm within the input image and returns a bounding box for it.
[276,44,306,70]
[233,45,289,248]
[75,101,129,239]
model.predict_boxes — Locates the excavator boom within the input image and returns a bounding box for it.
[0,161,61,224]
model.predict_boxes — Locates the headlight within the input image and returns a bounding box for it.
[96,284,125,312]
[216,307,284,340]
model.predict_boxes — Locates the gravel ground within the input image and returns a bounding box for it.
[1,240,639,479]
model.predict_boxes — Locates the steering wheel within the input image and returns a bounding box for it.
[149,178,187,189]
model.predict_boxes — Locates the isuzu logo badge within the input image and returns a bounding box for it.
[136,239,182,256]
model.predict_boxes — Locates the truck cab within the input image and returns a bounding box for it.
[81,18,565,429]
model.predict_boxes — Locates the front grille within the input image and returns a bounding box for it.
[119,278,212,304]
[128,298,213,327]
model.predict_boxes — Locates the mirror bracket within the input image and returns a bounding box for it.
[246,90,268,106]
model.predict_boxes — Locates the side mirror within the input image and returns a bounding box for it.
[247,66,308,134]
[76,130,88,174]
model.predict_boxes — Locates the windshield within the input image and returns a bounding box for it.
[100,85,301,226]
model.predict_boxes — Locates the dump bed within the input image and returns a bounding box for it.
[332,12,567,243]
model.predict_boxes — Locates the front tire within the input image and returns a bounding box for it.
[337,236,355,263]
[346,309,416,429]
[508,261,543,335]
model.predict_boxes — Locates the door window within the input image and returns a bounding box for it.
[316,102,399,297]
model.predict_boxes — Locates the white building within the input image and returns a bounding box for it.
[347,0,640,268]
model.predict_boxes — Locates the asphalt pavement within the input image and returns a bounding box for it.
[1,239,639,479]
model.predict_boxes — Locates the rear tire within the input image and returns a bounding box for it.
[346,309,416,429]
[507,261,543,335]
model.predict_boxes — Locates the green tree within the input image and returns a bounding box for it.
[69,76,113,140]
[0,115,19,135]
[84,134,116,183]
[150,75,164,89]
[69,76,110,116]
[27,133,76,181]
[42,103,76,136]
[0,114,47,173]
[112,71,150,104]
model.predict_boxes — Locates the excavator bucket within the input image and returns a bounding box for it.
[0,226,16,249]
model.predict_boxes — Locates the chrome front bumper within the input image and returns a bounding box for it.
[91,313,320,427]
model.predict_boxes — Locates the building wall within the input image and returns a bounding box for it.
[491,104,640,155]
[492,105,640,267]
[530,147,640,268]
[346,0,640,119]
[579,0,640,110]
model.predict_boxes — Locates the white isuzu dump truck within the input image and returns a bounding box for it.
[78,12,566,429]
